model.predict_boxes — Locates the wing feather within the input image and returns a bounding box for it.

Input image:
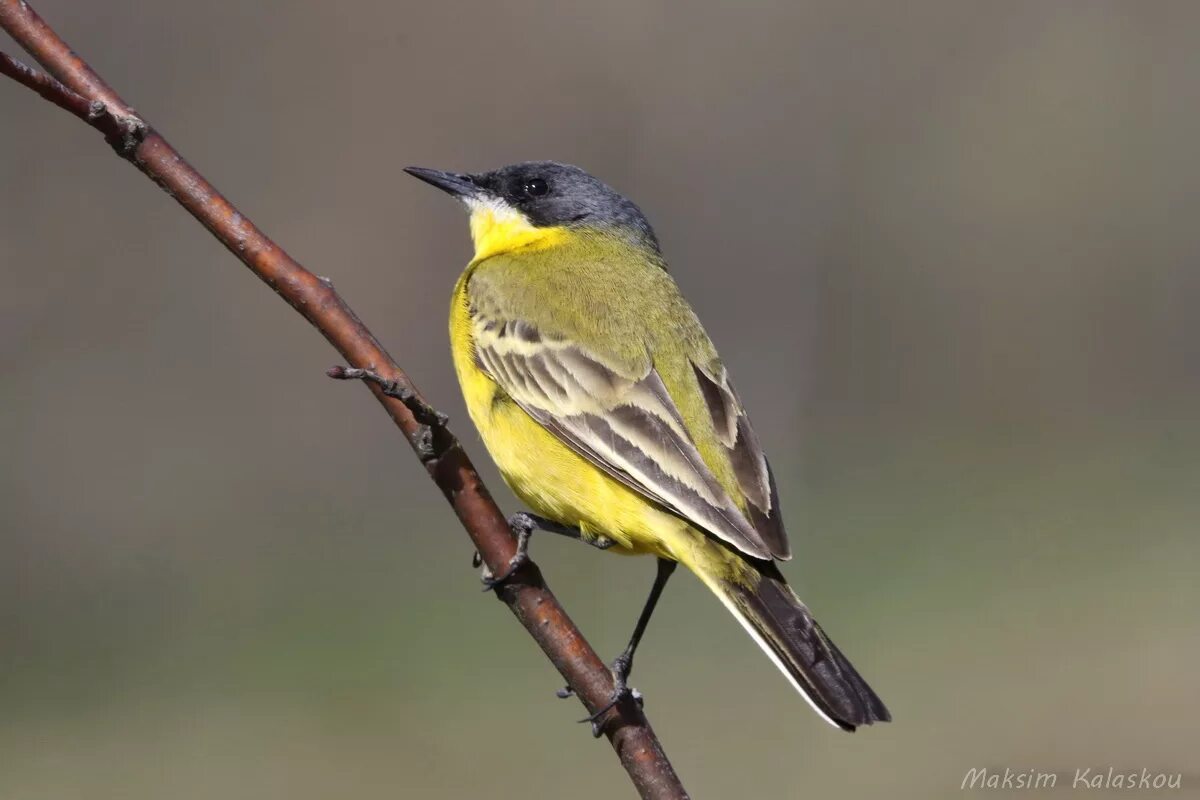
[692,362,790,559]
[473,304,776,560]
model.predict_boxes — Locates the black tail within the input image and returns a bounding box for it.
[714,564,890,731]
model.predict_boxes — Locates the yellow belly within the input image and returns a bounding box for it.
[480,395,667,554]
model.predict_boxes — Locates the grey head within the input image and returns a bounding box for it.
[404,161,659,251]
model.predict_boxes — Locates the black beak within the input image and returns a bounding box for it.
[404,167,478,198]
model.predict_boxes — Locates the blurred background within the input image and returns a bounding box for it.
[2,2,1197,797]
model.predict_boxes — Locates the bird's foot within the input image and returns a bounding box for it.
[480,513,536,591]
[571,653,643,737]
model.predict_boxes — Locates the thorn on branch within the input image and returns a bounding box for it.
[120,117,147,155]
[327,365,448,426]
[84,97,145,156]
[327,365,450,461]
[98,103,147,156]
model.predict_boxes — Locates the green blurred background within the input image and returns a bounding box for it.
[2,2,1197,798]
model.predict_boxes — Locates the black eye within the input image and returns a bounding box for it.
[522,177,549,197]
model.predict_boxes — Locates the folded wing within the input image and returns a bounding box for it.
[471,306,789,561]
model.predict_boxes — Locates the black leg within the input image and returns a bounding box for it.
[576,558,678,736]
[480,512,616,591]
[611,557,677,681]
[513,512,616,550]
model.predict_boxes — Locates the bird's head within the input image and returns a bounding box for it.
[404,161,658,261]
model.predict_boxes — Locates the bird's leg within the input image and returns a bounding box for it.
[478,512,536,591]
[573,558,678,737]
[479,512,615,591]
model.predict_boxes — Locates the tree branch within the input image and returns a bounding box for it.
[0,2,688,797]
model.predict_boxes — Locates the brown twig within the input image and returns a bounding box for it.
[0,2,688,797]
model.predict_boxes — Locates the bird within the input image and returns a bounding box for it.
[405,161,890,732]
